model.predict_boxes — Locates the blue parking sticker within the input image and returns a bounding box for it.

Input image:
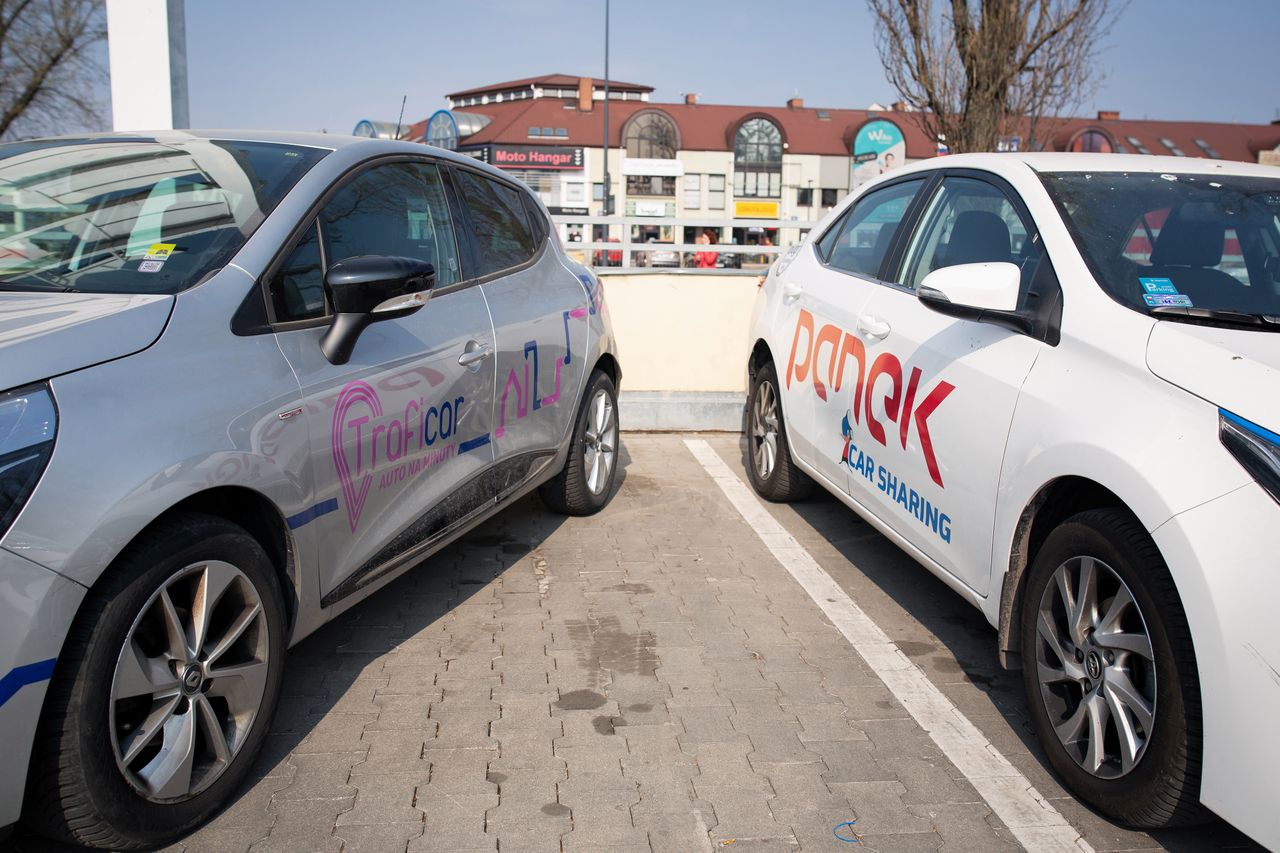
[1144,293,1194,307]
[1139,277,1179,295]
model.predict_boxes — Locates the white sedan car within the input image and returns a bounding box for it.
[746,153,1280,848]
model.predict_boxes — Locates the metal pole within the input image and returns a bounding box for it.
[602,0,611,219]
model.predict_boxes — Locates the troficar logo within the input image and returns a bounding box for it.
[786,308,955,487]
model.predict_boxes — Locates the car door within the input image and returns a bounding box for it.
[450,166,591,489]
[268,157,497,606]
[852,172,1053,595]
[780,177,931,493]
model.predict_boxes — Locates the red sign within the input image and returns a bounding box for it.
[462,145,584,170]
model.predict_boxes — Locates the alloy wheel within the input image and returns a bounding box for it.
[109,560,271,802]
[752,379,779,481]
[1034,555,1157,779]
[583,388,616,495]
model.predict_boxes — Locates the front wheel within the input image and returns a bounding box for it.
[745,361,812,502]
[24,513,287,850]
[540,369,619,516]
[1019,508,1205,828]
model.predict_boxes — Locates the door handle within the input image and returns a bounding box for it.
[856,314,891,340]
[458,341,493,368]
[782,281,803,301]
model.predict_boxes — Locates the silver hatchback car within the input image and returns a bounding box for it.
[0,131,621,848]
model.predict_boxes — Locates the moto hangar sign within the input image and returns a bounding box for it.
[461,144,584,170]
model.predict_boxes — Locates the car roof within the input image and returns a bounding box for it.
[12,129,516,180]
[894,151,1280,180]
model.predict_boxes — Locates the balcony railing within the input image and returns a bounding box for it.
[551,214,821,273]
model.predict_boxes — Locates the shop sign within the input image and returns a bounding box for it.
[548,206,589,216]
[622,158,684,177]
[734,200,780,219]
[461,144,584,170]
[633,200,667,217]
[852,119,906,188]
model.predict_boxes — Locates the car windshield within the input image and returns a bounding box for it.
[1040,171,1280,322]
[0,137,327,295]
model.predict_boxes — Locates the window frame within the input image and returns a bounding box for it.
[889,167,1063,342]
[813,173,936,285]
[443,162,550,285]
[245,153,534,334]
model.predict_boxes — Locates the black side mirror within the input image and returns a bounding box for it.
[320,255,435,365]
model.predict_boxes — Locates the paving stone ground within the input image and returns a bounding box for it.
[12,435,1263,852]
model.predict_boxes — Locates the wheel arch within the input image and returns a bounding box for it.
[87,486,300,639]
[593,352,622,391]
[748,338,774,380]
[996,475,1129,669]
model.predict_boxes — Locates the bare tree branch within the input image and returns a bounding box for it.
[868,0,1123,154]
[0,0,106,141]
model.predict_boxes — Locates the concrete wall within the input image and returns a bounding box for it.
[600,271,759,430]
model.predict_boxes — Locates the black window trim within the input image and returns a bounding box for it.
[443,161,550,286]
[236,152,475,336]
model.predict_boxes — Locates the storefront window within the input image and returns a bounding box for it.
[624,112,678,159]
[734,117,783,199]
[626,175,676,196]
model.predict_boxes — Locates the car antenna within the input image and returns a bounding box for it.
[394,95,407,140]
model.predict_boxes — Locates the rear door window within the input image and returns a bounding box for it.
[455,170,539,276]
[819,179,926,280]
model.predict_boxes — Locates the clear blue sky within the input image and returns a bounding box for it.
[175,0,1278,134]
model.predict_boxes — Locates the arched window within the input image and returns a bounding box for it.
[734,117,783,198]
[624,112,678,160]
[1069,129,1114,153]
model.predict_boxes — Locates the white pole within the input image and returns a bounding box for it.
[105,0,189,131]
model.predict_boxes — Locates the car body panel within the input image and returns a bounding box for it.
[0,548,85,830]
[1146,321,1280,432]
[1151,482,1280,849]
[0,292,174,391]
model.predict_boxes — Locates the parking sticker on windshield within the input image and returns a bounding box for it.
[143,243,176,261]
[1143,293,1194,307]
[138,260,165,273]
[1139,277,1179,295]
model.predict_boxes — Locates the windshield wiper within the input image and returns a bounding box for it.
[1149,306,1280,331]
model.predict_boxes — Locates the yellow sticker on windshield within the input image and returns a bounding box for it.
[143,243,176,261]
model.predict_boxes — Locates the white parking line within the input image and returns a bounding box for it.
[684,439,1094,853]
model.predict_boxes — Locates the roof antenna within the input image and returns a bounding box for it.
[394,95,407,140]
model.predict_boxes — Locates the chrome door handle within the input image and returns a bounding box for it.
[458,341,493,368]
[856,314,891,340]
[782,282,804,301]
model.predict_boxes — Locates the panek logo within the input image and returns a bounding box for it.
[786,308,955,487]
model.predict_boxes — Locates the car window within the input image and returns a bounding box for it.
[899,176,1040,293]
[269,222,325,322]
[455,170,538,277]
[321,160,460,285]
[1042,171,1280,317]
[821,179,925,279]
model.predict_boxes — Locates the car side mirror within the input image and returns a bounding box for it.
[320,255,435,365]
[917,261,1032,335]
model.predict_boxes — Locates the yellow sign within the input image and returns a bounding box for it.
[143,243,176,261]
[734,200,780,219]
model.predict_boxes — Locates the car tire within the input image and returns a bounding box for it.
[24,513,287,850]
[1019,508,1205,828]
[540,369,619,516]
[746,361,813,502]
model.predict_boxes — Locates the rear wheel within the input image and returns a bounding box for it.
[540,369,619,516]
[746,361,812,502]
[1019,508,1205,828]
[24,513,287,850]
